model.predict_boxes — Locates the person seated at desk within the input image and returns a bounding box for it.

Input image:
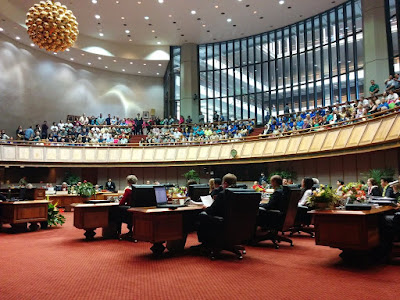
[118,175,138,238]
[105,178,116,192]
[335,179,344,196]
[18,176,28,187]
[298,177,314,207]
[210,178,223,200]
[380,203,400,260]
[195,173,237,248]
[367,178,381,197]
[381,177,395,198]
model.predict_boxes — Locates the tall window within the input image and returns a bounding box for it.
[164,46,181,118]
[386,0,400,73]
[199,0,363,124]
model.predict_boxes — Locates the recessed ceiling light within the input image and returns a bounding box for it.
[129,39,133,41]
[122,69,126,72]
[152,30,155,32]
[158,0,164,3]
[113,59,117,62]
[105,66,108,69]
[98,57,102,60]
[157,72,160,75]
[138,71,141,74]
[168,15,172,18]
[157,41,161,44]
[158,63,162,66]
[30,43,35,47]
[279,0,285,4]
[88,62,92,65]
[53,52,57,55]
[16,36,20,40]
[143,63,147,66]
[137,1,141,4]
[81,53,85,56]
[125,29,130,34]
[121,17,125,20]
[70,58,74,61]
[215,5,219,8]
[95,14,101,19]
[66,48,70,52]
[0,28,3,32]
[144,16,150,20]
[253,11,257,14]
[191,10,196,15]
[99,32,104,37]
[202,24,206,27]
[92,0,97,3]
[130,62,133,64]
[116,0,120,3]
[227,18,232,22]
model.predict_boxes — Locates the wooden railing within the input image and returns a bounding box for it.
[1,109,399,167]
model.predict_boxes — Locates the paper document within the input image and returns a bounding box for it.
[200,195,214,207]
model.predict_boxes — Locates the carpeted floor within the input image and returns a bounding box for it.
[0,212,398,300]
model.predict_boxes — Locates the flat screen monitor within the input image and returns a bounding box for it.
[188,184,209,201]
[233,184,247,189]
[130,185,157,207]
[154,186,168,205]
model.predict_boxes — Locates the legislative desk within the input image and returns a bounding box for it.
[128,206,203,255]
[73,202,119,240]
[0,200,50,232]
[309,206,395,260]
[0,188,46,200]
[49,192,121,211]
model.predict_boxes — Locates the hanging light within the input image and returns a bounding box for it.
[25,0,79,52]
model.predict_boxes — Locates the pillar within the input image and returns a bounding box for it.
[362,0,390,89]
[180,43,200,123]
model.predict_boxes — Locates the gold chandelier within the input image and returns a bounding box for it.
[25,1,79,52]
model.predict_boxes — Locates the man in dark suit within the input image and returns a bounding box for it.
[257,175,288,228]
[258,172,268,185]
[381,178,395,198]
[195,173,237,246]
[210,178,223,200]
[105,178,116,192]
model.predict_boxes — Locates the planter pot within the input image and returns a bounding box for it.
[315,202,330,210]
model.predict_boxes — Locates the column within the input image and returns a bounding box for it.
[362,0,390,89]
[180,43,200,123]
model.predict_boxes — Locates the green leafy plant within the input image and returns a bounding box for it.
[306,185,340,209]
[63,171,81,186]
[268,169,298,181]
[48,202,66,227]
[364,168,395,188]
[77,180,95,197]
[183,169,200,183]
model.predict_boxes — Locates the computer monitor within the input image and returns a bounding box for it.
[154,186,168,205]
[233,184,248,189]
[188,184,209,201]
[130,185,157,207]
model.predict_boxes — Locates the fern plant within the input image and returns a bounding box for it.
[365,168,395,188]
[48,202,66,227]
[183,169,200,183]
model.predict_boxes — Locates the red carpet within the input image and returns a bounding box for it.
[0,212,398,300]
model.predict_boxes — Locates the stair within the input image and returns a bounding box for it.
[129,135,147,144]
[250,127,265,136]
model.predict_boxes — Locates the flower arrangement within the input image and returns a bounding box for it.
[168,186,187,198]
[307,185,340,209]
[77,180,96,198]
[342,182,367,203]
[252,184,265,193]
[48,202,66,227]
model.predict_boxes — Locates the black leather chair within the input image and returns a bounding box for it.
[198,189,261,260]
[253,187,302,249]
[287,205,315,237]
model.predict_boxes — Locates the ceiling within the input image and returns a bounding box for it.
[0,0,348,76]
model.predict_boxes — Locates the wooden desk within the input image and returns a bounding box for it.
[309,206,395,260]
[0,200,49,232]
[0,188,46,200]
[49,192,122,211]
[128,206,203,255]
[73,203,119,240]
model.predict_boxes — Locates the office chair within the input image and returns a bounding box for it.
[252,187,302,249]
[287,205,315,238]
[198,189,261,260]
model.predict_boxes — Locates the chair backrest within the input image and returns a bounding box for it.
[281,187,302,232]
[222,188,261,245]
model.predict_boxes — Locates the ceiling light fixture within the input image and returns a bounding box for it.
[279,0,285,4]
[144,16,150,20]
[0,28,3,32]
[70,58,74,61]
[92,0,97,3]
[99,32,104,36]
[158,0,164,3]
[227,18,232,22]
[16,36,21,40]
[191,10,196,15]
[95,14,101,19]
[26,1,79,52]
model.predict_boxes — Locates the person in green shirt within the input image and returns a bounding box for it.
[369,80,379,97]
[18,176,28,187]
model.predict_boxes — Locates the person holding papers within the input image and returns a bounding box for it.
[210,178,223,200]
[194,173,237,248]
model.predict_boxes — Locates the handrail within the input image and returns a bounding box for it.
[2,107,399,148]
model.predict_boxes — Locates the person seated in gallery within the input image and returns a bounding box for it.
[105,178,116,192]
[381,178,395,198]
[210,178,223,200]
[367,178,381,197]
[118,175,138,238]
[194,173,237,248]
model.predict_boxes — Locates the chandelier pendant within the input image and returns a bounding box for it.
[25,0,79,52]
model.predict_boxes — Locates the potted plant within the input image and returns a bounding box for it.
[46,202,66,228]
[77,180,96,198]
[342,182,367,204]
[307,185,339,210]
[183,169,200,183]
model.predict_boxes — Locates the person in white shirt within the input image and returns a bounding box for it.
[119,134,128,144]
[387,90,399,102]
[298,178,315,206]
[58,120,65,130]
[50,122,58,133]
[79,113,89,125]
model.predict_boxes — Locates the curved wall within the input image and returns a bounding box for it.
[0,34,163,135]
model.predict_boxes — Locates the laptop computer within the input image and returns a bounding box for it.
[154,186,186,209]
